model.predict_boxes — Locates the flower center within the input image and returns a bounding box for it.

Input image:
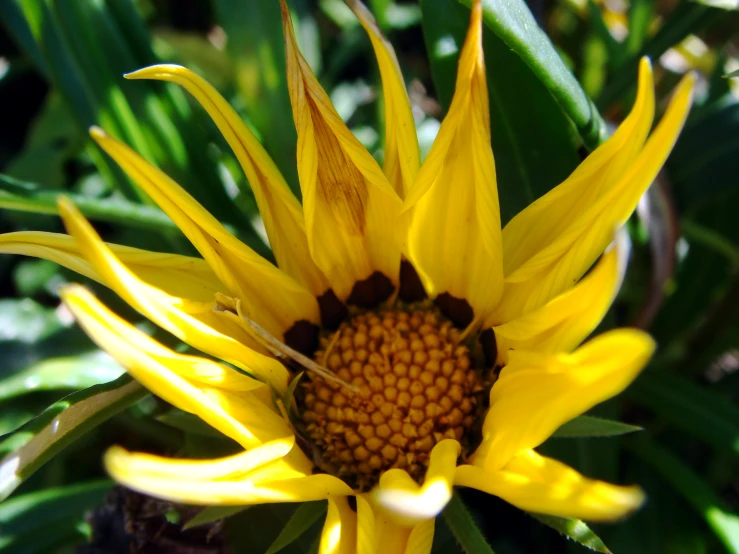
[298,304,484,490]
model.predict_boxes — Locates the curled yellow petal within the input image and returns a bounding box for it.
[347,0,419,198]
[61,284,289,447]
[281,0,403,304]
[357,494,429,554]
[402,0,503,326]
[474,329,655,470]
[373,439,459,525]
[491,234,627,364]
[125,65,329,297]
[320,496,358,554]
[104,445,353,505]
[57,197,290,392]
[90,126,320,338]
[404,518,435,554]
[456,450,645,521]
[0,231,223,302]
[494,61,694,322]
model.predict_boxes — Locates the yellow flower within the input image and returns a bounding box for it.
[0,0,694,551]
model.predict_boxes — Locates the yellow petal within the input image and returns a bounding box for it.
[357,495,423,554]
[0,231,223,302]
[494,63,694,322]
[474,329,655,470]
[357,495,377,554]
[401,0,503,326]
[347,0,420,198]
[491,236,626,364]
[104,437,295,480]
[90,127,320,338]
[455,449,645,521]
[58,198,291,392]
[373,439,459,526]
[404,518,435,554]
[105,446,353,505]
[125,65,330,298]
[61,284,289,447]
[320,497,358,554]
[281,0,403,304]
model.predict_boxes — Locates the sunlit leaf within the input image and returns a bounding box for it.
[551,415,642,439]
[530,514,611,553]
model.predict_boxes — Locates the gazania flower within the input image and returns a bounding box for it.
[0,0,694,551]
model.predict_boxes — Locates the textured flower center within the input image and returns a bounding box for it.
[299,305,483,490]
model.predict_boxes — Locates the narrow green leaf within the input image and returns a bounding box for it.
[0,374,146,501]
[0,351,124,402]
[0,173,179,233]
[443,492,496,554]
[530,513,611,553]
[156,409,224,438]
[184,505,249,530]
[265,501,328,554]
[420,0,580,224]
[0,480,112,551]
[552,415,642,438]
[458,0,606,147]
[628,371,739,455]
[726,69,739,78]
[628,437,739,553]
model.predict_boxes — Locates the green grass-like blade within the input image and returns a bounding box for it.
[443,492,496,554]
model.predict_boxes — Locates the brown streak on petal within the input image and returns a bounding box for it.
[309,100,368,236]
[346,271,395,309]
[434,293,474,328]
[317,289,349,330]
[284,320,320,357]
[399,259,427,302]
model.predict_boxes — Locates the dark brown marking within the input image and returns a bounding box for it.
[479,328,498,368]
[434,293,474,328]
[317,289,349,330]
[284,320,320,357]
[346,271,395,309]
[399,260,427,302]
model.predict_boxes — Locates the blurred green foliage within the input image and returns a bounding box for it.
[0,0,737,552]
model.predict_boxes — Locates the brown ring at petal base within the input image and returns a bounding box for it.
[434,293,474,328]
[399,260,427,303]
[317,289,349,330]
[346,271,395,309]
[479,328,497,368]
[284,320,320,357]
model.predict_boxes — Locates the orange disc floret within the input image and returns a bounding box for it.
[300,305,484,490]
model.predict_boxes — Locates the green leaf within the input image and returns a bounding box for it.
[443,492,496,554]
[0,480,112,552]
[628,370,739,455]
[726,69,739,78]
[265,501,328,554]
[458,0,606,147]
[156,409,224,438]
[420,0,581,224]
[0,172,180,232]
[551,415,642,438]
[0,350,124,401]
[628,437,739,553]
[0,374,146,501]
[184,505,249,530]
[0,298,66,343]
[530,514,611,553]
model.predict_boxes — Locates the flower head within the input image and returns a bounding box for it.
[0,0,694,551]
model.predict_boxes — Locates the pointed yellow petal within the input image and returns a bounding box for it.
[493,64,694,322]
[281,0,403,304]
[455,450,645,521]
[125,65,330,297]
[373,439,459,525]
[104,445,352,505]
[402,0,503,325]
[0,231,223,302]
[474,329,655,470]
[491,236,626,364]
[58,198,291,392]
[347,0,419,198]
[104,437,294,480]
[90,127,320,338]
[61,284,289,447]
[320,497,358,554]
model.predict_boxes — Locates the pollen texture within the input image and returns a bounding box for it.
[300,305,483,490]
